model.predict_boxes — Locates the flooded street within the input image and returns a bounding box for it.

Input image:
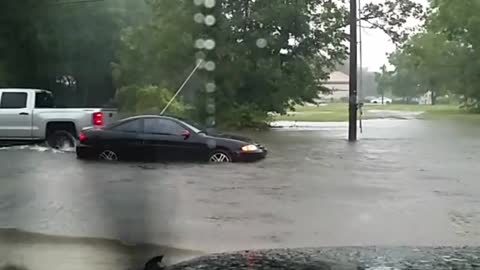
[1,119,480,267]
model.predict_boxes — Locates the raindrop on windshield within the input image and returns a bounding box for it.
[193,13,205,24]
[256,38,267,48]
[204,39,216,50]
[195,51,206,60]
[206,82,216,93]
[204,0,216,8]
[204,61,216,71]
[205,15,216,26]
[194,38,205,49]
[196,59,206,68]
[193,0,204,6]
[206,116,216,127]
[206,104,216,114]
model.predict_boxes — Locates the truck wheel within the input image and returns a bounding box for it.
[47,130,76,150]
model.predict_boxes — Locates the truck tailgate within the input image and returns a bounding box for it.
[100,109,117,126]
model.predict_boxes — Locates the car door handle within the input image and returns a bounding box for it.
[19,112,29,116]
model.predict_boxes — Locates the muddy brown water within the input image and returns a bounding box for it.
[1,119,480,268]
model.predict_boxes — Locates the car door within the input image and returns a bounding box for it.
[105,119,145,160]
[0,91,33,138]
[141,118,199,161]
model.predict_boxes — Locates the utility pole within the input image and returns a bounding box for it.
[348,0,358,141]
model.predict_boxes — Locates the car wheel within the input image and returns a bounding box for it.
[99,150,119,161]
[209,150,232,163]
[47,130,76,150]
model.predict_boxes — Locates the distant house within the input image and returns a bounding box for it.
[419,91,433,105]
[317,71,349,102]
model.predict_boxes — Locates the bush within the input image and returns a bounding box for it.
[217,104,271,129]
[116,85,188,116]
[436,96,451,105]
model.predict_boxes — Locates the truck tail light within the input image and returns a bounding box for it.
[93,112,104,126]
[79,133,87,143]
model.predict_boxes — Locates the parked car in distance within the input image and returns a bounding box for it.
[76,115,268,163]
[0,89,117,148]
[370,97,392,104]
[363,96,377,103]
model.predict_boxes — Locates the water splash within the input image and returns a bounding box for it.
[0,144,73,154]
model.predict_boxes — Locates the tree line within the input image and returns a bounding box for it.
[376,0,480,109]
[0,0,423,126]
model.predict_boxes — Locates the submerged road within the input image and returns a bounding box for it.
[1,118,480,269]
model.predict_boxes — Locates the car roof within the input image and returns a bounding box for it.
[120,115,180,122]
[109,115,182,128]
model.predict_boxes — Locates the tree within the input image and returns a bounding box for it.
[115,0,425,126]
[0,0,146,106]
[375,53,421,102]
[427,0,480,109]
[375,65,391,103]
[383,0,476,107]
[0,0,426,125]
[402,32,465,104]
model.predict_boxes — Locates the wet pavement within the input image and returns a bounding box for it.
[1,118,480,268]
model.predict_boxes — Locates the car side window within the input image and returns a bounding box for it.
[144,119,184,135]
[0,92,27,109]
[111,119,142,133]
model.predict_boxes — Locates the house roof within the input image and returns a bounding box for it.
[324,71,349,91]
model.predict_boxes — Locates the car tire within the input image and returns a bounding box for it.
[99,150,119,161]
[47,130,76,150]
[209,150,232,163]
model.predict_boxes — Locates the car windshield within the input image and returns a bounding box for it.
[2,0,480,269]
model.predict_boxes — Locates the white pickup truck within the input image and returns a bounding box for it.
[0,88,117,148]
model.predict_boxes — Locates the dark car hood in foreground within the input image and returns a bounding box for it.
[161,247,480,270]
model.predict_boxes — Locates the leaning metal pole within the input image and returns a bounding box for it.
[160,60,203,115]
[348,0,358,141]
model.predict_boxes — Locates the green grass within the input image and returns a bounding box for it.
[273,103,480,122]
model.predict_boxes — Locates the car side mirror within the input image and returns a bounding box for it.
[181,130,191,140]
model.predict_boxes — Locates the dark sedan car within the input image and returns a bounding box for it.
[76,115,267,163]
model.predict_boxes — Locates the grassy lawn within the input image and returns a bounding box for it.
[273,103,480,122]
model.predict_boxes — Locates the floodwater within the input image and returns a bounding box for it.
[1,118,480,269]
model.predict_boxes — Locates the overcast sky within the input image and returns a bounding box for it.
[361,0,427,71]
[360,26,394,71]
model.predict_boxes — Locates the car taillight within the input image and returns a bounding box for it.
[79,133,87,143]
[93,112,104,126]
